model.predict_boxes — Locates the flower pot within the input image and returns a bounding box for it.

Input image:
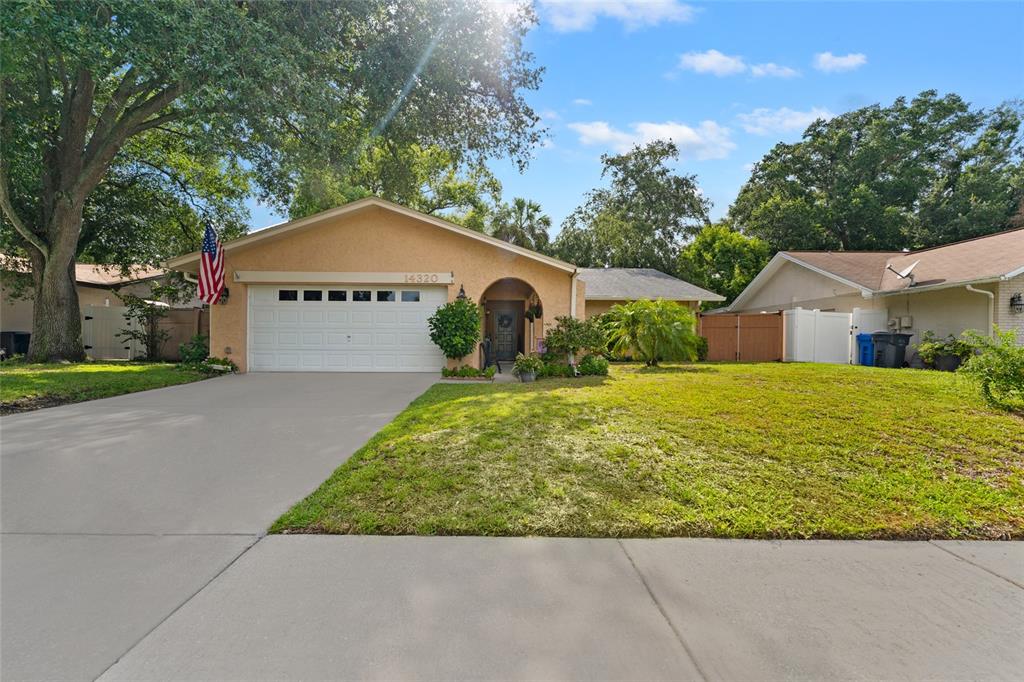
[934,354,962,372]
[519,371,536,383]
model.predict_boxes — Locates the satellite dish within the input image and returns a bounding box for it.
[886,260,919,286]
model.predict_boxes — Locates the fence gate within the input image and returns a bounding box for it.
[82,305,137,360]
[698,312,783,362]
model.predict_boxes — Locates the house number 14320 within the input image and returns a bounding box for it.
[404,273,440,283]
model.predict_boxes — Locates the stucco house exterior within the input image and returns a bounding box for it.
[167,198,722,373]
[723,228,1024,351]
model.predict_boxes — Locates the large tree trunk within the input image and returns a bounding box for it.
[28,253,84,362]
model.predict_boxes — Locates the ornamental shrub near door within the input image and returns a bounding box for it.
[428,299,482,360]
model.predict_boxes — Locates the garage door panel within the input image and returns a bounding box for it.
[248,285,447,372]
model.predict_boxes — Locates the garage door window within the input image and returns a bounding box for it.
[303,290,323,301]
[328,290,347,301]
[278,289,298,301]
[376,290,396,302]
[401,291,420,302]
[353,290,371,302]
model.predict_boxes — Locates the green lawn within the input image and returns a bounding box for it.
[0,361,207,413]
[273,363,1023,540]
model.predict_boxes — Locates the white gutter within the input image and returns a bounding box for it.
[182,272,199,285]
[965,284,995,337]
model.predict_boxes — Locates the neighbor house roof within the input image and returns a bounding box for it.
[730,228,1024,310]
[166,197,577,274]
[1,256,164,287]
[577,268,725,302]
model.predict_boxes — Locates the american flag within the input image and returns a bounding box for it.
[198,223,224,305]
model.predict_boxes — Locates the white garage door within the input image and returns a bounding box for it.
[248,285,447,372]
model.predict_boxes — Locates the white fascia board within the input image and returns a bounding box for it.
[233,271,454,285]
[872,277,1000,297]
[1002,265,1024,279]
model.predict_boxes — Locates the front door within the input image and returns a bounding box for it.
[491,303,520,361]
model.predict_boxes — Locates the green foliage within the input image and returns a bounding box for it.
[916,331,977,367]
[695,336,709,362]
[428,299,482,360]
[487,197,552,252]
[677,224,770,306]
[538,361,574,378]
[577,354,609,376]
[543,316,606,359]
[191,356,238,374]
[603,299,699,366]
[512,353,545,376]
[115,285,174,360]
[729,91,1024,251]
[178,335,209,365]
[553,140,710,272]
[441,364,495,379]
[959,328,1024,412]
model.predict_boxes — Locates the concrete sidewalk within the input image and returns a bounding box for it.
[100,536,1023,681]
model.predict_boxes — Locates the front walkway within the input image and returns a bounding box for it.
[100,536,1022,681]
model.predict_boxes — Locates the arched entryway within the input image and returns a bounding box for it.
[479,278,543,363]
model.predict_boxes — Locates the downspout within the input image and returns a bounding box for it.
[965,285,994,337]
[182,272,199,285]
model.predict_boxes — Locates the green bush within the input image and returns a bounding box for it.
[441,364,493,379]
[483,365,497,379]
[179,334,209,364]
[543,316,606,360]
[916,330,977,367]
[538,361,573,378]
[695,336,709,362]
[578,354,609,376]
[512,352,544,376]
[603,299,700,366]
[428,299,482,360]
[180,356,237,374]
[958,327,1024,412]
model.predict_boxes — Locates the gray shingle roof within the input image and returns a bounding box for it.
[577,268,725,302]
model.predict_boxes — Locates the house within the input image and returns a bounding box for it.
[0,262,176,356]
[167,197,722,373]
[724,228,1024,355]
[577,268,723,318]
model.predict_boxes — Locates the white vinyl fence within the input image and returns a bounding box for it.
[783,308,852,364]
[81,305,139,360]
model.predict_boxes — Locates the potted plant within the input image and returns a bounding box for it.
[512,352,544,382]
[916,331,976,371]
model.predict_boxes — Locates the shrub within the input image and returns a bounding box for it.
[538,361,573,378]
[179,334,209,364]
[958,327,1024,412]
[578,354,609,376]
[483,365,497,379]
[512,352,544,376]
[916,330,977,367]
[603,299,700,366]
[695,336,709,362]
[181,356,237,374]
[428,299,482,360]
[116,286,173,360]
[543,316,606,361]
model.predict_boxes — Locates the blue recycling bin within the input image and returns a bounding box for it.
[856,333,875,366]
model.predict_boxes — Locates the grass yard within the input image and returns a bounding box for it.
[0,361,207,413]
[274,363,1024,540]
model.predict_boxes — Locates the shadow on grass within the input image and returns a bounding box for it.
[631,363,720,375]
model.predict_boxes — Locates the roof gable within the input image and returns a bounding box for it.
[167,198,576,273]
[577,268,725,301]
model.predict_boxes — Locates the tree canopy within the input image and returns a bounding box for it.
[677,224,769,307]
[1,0,542,360]
[552,140,710,273]
[729,91,1024,252]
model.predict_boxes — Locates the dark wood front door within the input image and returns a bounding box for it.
[491,303,521,361]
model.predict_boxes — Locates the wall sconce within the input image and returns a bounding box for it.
[1011,292,1023,314]
[219,287,230,304]
[456,284,467,300]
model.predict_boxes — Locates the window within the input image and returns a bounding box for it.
[401,291,420,302]
[328,290,347,302]
[303,290,323,302]
[353,290,371,302]
[376,290,396,302]
[278,289,298,301]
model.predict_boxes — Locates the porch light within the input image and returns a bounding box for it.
[219,287,230,304]
[456,284,467,300]
[1011,293,1023,314]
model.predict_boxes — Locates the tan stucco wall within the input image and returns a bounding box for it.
[583,299,699,319]
[995,273,1024,344]
[209,205,582,371]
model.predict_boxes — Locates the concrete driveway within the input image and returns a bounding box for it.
[0,373,436,681]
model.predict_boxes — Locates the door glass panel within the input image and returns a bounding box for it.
[401,291,420,302]
[278,289,298,301]
[303,290,323,301]
[328,290,347,301]
[353,290,371,302]
[377,290,396,302]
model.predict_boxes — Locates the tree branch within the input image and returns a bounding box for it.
[0,166,49,258]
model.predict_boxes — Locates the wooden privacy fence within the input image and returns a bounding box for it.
[158,308,209,361]
[698,312,783,362]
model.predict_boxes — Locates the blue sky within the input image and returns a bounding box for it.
[247,0,1024,234]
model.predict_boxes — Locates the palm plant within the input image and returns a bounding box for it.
[488,198,552,252]
[603,299,699,366]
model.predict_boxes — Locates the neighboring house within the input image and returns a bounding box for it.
[0,262,197,357]
[577,268,723,318]
[167,197,721,373]
[725,228,1024,350]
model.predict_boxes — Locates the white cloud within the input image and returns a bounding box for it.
[539,108,560,121]
[538,0,697,33]
[736,106,834,136]
[568,119,735,159]
[750,62,800,78]
[678,49,746,76]
[572,98,593,106]
[813,51,867,73]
